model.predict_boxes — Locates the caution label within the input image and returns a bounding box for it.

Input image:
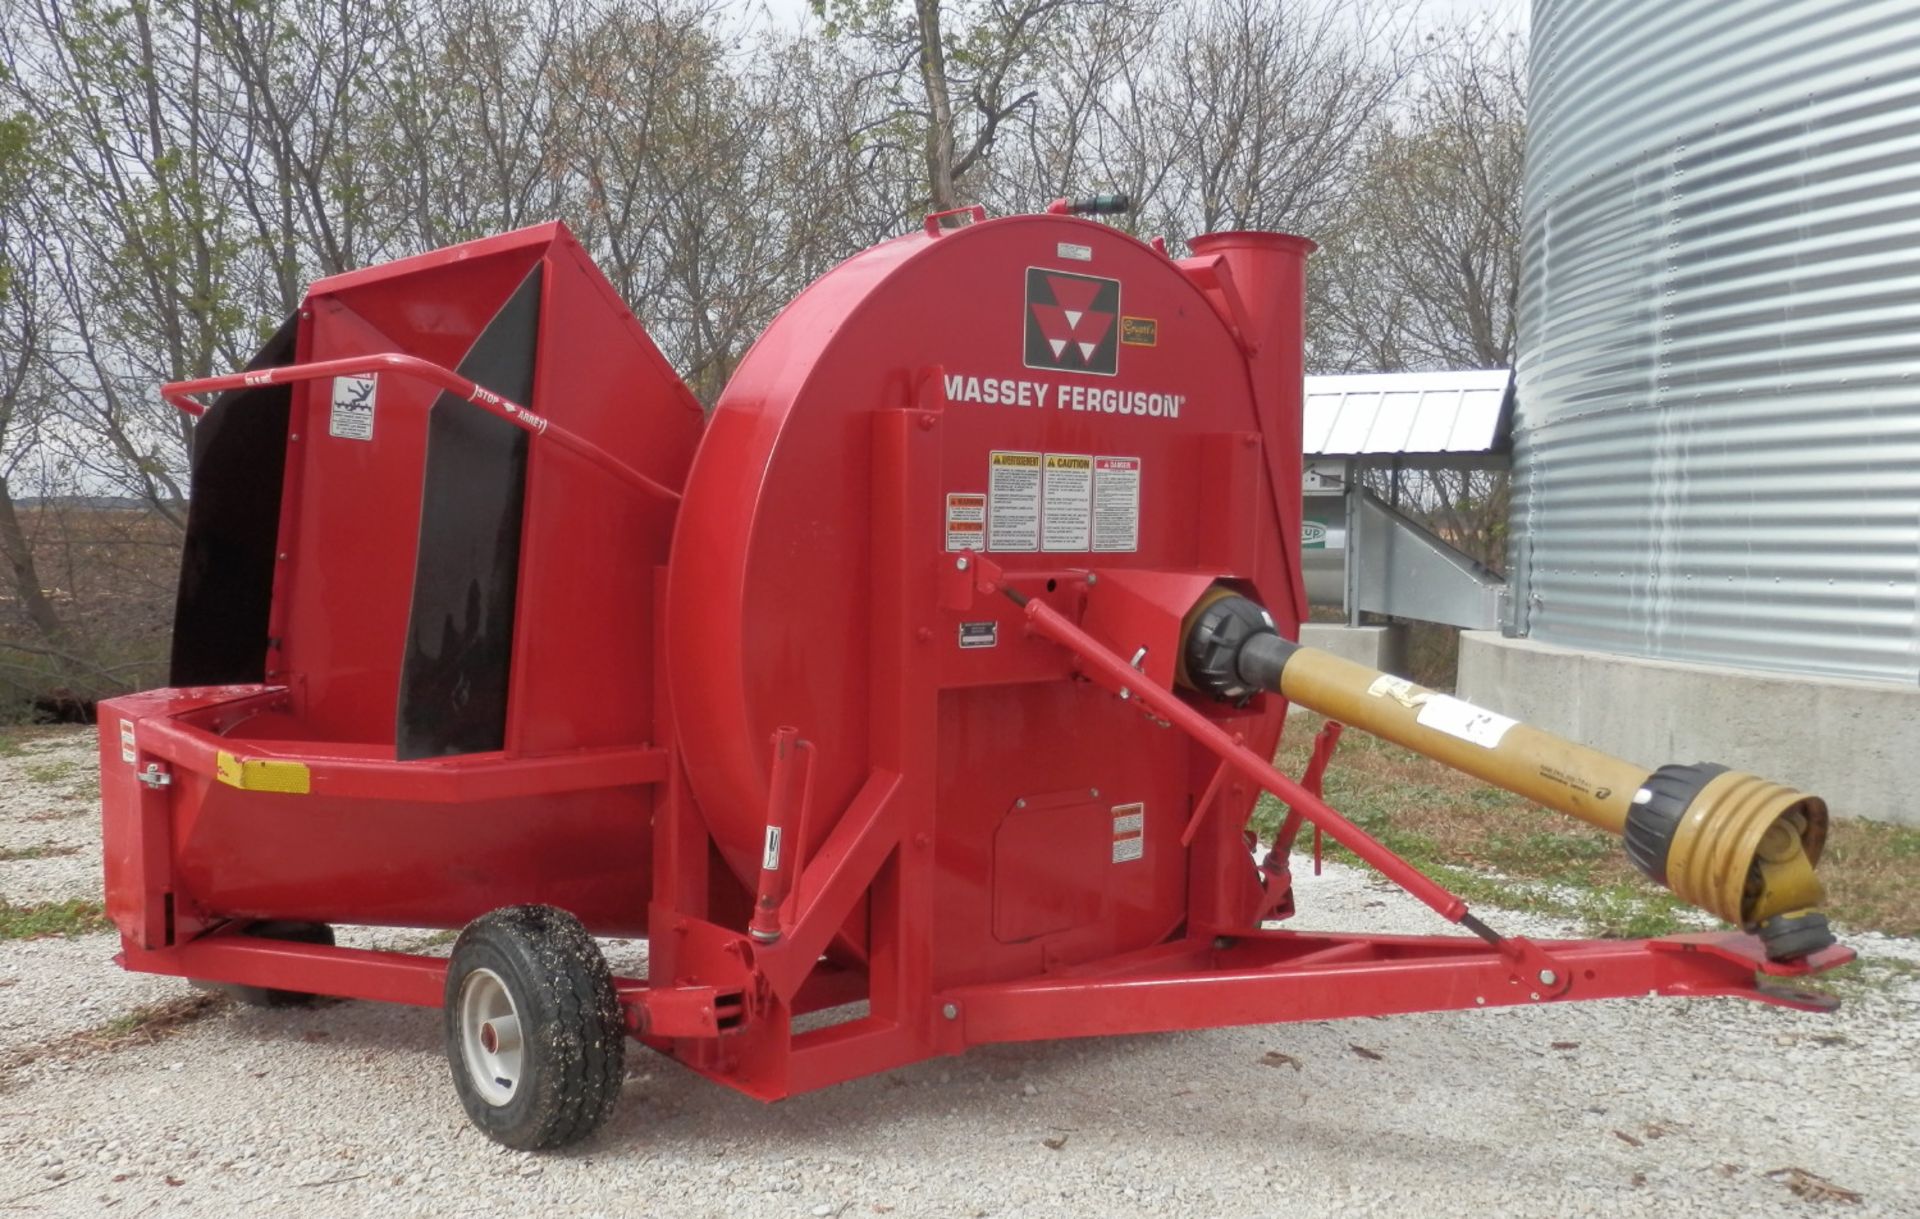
[945,492,986,552]
[1041,454,1092,552]
[1111,802,1145,863]
[988,452,1042,551]
[981,450,1141,552]
[329,375,377,441]
[1092,456,1141,552]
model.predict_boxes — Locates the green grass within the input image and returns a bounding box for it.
[1261,714,1920,940]
[0,899,111,939]
[1253,785,1693,938]
[87,994,225,1044]
[7,743,102,804]
[21,757,80,786]
[93,1008,167,1040]
[1817,956,1920,1002]
[0,843,82,862]
[9,993,232,1070]
[0,725,71,758]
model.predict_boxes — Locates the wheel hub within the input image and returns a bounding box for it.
[457,968,522,1106]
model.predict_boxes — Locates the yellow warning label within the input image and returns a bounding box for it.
[988,451,1042,551]
[1042,454,1093,552]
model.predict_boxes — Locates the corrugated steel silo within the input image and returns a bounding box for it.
[1510,0,1920,683]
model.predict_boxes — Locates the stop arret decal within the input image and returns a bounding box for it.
[1025,268,1120,376]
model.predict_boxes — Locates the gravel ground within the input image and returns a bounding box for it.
[0,731,105,907]
[2,726,1915,1217]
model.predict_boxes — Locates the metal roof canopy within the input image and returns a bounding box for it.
[1302,369,1513,632]
[1304,369,1513,466]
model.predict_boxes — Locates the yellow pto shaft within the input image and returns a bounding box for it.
[1178,590,1833,961]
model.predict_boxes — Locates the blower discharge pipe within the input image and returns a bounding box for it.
[1179,591,1835,962]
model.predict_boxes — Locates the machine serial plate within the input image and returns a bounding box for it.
[959,621,999,649]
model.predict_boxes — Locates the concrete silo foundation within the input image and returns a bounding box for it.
[1460,634,1919,827]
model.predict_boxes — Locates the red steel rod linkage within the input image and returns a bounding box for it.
[1014,595,1493,939]
[1275,719,1343,877]
[162,352,681,504]
[1254,719,1344,918]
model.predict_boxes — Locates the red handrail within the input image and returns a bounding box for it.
[162,352,680,504]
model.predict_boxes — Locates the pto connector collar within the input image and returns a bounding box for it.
[1626,762,1833,961]
[1181,591,1287,703]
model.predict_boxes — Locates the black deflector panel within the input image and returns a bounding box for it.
[394,266,542,759]
[169,314,298,687]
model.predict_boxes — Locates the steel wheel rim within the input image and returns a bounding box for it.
[458,967,523,1106]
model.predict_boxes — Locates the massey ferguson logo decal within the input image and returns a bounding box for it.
[1024,268,1120,376]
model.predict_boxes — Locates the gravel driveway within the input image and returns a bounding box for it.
[2,727,1914,1217]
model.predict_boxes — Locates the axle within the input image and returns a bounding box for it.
[1179,590,1833,962]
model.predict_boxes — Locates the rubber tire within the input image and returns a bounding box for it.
[217,920,335,1008]
[443,905,625,1150]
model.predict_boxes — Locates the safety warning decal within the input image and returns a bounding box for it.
[1041,454,1092,552]
[983,451,1141,553]
[1415,694,1517,749]
[1111,802,1145,863]
[329,375,377,441]
[119,719,136,766]
[1024,268,1120,376]
[1366,674,1425,708]
[945,492,986,552]
[1092,456,1141,552]
[988,451,1042,552]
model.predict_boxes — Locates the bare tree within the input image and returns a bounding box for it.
[204,0,400,296]
[0,110,65,645]
[0,0,258,522]
[992,0,1165,220]
[370,0,579,247]
[984,0,1412,254]
[0,0,1530,711]
[1316,25,1527,372]
[1142,0,1410,243]
[816,0,1081,215]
